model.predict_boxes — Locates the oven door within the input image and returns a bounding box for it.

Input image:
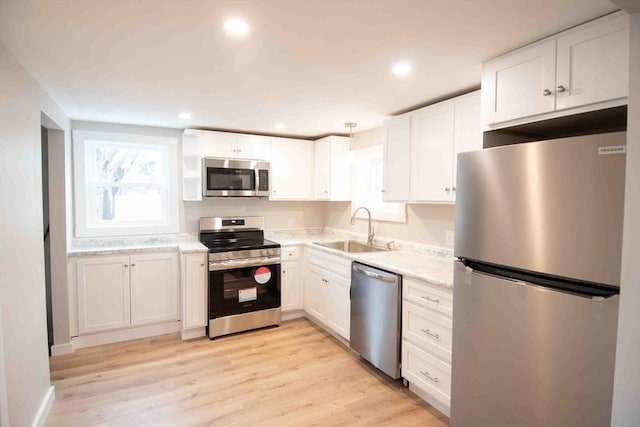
[209,262,281,319]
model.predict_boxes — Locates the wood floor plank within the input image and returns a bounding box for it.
[47,318,449,426]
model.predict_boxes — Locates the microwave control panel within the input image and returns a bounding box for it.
[258,170,269,191]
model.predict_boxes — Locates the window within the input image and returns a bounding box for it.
[73,130,179,237]
[351,145,406,222]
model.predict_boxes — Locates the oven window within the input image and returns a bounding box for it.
[209,264,280,318]
[207,167,255,191]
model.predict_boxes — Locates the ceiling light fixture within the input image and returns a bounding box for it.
[392,62,412,77]
[275,123,286,130]
[179,112,192,120]
[345,122,357,151]
[224,18,249,37]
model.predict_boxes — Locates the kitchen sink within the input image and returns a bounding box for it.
[313,240,388,253]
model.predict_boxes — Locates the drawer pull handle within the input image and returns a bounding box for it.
[421,295,440,304]
[421,328,440,339]
[420,371,439,383]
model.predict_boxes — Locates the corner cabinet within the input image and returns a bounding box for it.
[270,138,314,200]
[76,252,179,334]
[482,12,629,128]
[383,91,481,204]
[314,136,351,201]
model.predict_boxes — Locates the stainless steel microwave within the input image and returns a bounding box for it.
[202,157,270,197]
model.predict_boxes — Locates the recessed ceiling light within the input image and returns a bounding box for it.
[224,18,249,37]
[179,112,192,120]
[392,62,413,77]
[274,123,286,130]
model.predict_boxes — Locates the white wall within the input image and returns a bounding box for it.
[0,42,70,426]
[324,126,456,248]
[612,12,640,427]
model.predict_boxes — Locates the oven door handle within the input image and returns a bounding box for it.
[209,256,281,271]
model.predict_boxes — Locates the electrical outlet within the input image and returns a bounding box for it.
[445,230,454,247]
[287,218,294,228]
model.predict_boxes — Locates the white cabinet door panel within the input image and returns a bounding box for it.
[410,103,455,202]
[305,266,328,322]
[182,253,207,330]
[130,252,179,326]
[236,134,271,160]
[270,138,314,200]
[77,256,131,334]
[314,137,331,200]
[453,92,482,201]
[327,276,351,341]
[199,131,237,158]
[484,40,556,124]
[556,14,629,110]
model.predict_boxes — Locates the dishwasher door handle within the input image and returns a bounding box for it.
[353,265,396,283]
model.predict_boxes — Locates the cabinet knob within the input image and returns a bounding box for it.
[556,85,567,93]
[324,190,328,194]
[200,263,204,267]
[381,189,386,193]
[124,264,128,267]
[131,263,136,267]
[445,187,451,192]
[542,89,552,96]
[237,149,242,153]
[452,186,456,191]
[283,270,286,274]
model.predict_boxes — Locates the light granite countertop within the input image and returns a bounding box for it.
[67,229,454,288]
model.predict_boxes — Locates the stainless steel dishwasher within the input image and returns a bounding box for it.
[350,262,402,379]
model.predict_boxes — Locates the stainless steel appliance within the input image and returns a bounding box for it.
[451,132,626,427]
[350,262,402,379]
[202,158,270,197]
[199,216,281,338]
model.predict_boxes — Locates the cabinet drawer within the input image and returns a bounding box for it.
[308,249,351,278]
[403,301,452,362]
[402,340,451,406]
[281,246,300,261]
[403,277,453,316]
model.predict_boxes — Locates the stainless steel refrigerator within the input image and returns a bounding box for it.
[451,131,626,427]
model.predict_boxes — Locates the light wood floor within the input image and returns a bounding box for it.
[47,318,449,426]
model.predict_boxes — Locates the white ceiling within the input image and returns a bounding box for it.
[0,0,618,137]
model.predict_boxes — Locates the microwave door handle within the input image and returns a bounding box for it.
[255,168,260,192]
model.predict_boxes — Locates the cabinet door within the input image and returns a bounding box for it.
[236,134,271,160]
[483,40,556,124]
[270,138,314,200]
[305,266,328,322]
[327,136,351,201]
[281,261,300,312]
[327,276,351,341]
[182,253,207,330]
[77,256,131,334]
[452,92,482,201]
[130,252,179,326]
[382,115,411,201]
[555,14,629,111]
[198,131,237,158]
[410,103,455,202]
[314,137,331,199]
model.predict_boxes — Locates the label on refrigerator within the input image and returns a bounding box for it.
[238,287,257,302]
[598,146,626,155]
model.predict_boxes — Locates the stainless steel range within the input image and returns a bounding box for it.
[199,216,281,339]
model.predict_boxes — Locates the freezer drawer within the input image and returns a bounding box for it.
[450,261,619,427]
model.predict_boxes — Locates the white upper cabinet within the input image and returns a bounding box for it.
[384,91,481,204]
[555,13,629,111]
[236,134,272,160]
[483,40,557,124]
[383,115,411,202]
[314,136,351,201]
[270,138,314,200]
[197,130,271,160]
[410,102,456,202]
[482,12,629,128]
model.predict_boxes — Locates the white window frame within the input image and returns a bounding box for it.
[73,130,179,237]
[350,145,407,223]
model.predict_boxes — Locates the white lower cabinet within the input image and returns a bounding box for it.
[76,252,179,334]
[401,277,453,416]
[303,249,351,340]
[281,246,303,312]
[181,252,207,331]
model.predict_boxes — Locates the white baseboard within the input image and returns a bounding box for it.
[281,309,304,321]
[31,386,55,427]
[50,342,73,356]
[180,327,206,340]
[72,321,180,350]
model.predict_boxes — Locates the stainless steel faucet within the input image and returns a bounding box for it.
[350,206,375,245]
